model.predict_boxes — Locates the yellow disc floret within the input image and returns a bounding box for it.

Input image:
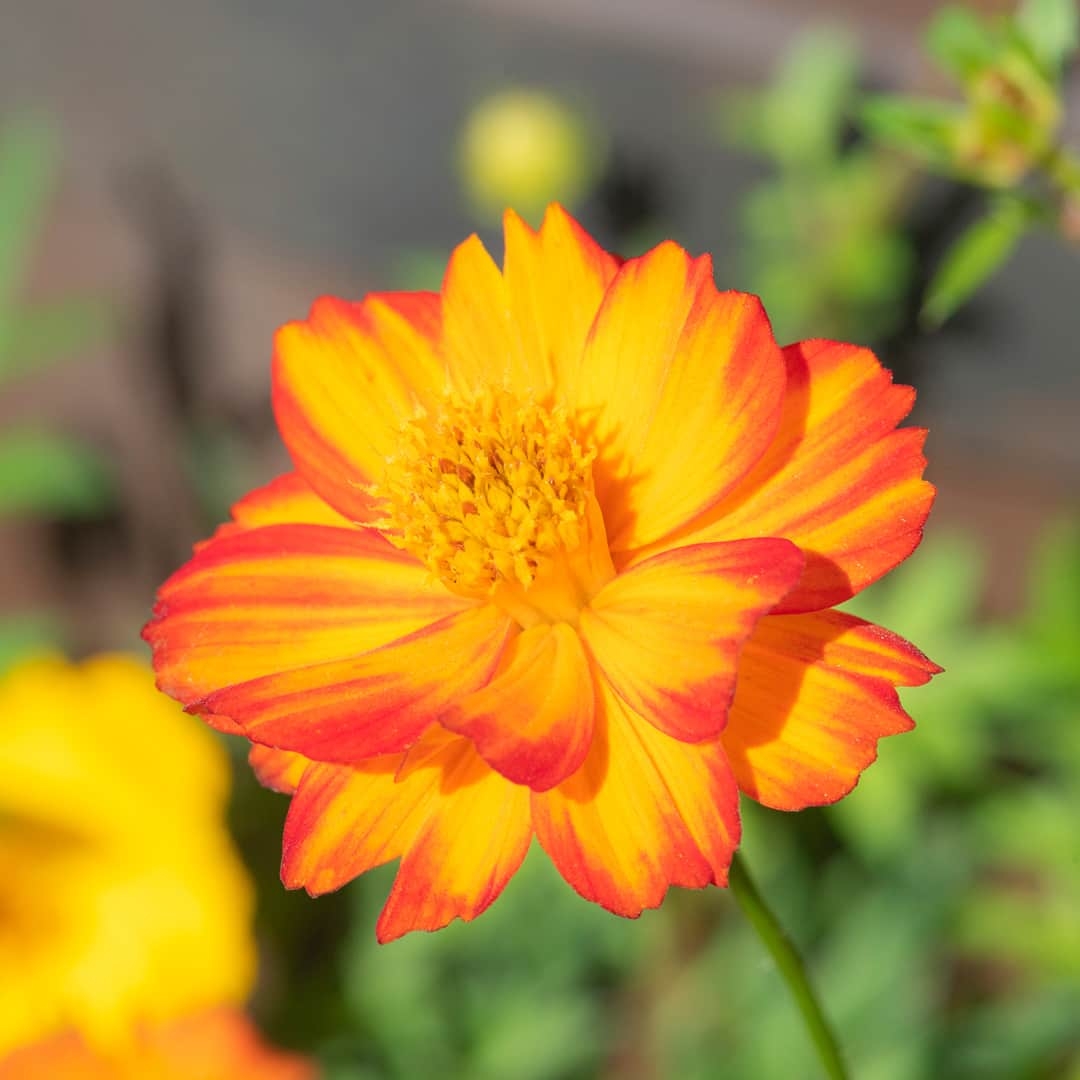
[378,391,596,594]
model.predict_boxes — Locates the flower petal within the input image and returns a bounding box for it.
[576,242,786,552]
[502,204,620,398]
[440,233,526,393]
[281,750,435,895]
[249,746,310,795]
[441,621,595,791]
[665,339,934,612]
[532,674,741,916]
[146,524,467,707]
[195,605,514,761]
[580,539,804,743]
[722,609,942,810]
[227,471,353,532]
[377,738,533,943]
[280,729,531,942]
[439,207,620,400]
[272,292,446,522]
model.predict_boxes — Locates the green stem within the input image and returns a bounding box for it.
[729,853,849,1080]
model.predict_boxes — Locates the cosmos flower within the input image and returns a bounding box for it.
[0,654,254,1053]
[145,205,939,943]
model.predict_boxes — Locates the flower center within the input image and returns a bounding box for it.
[377,391,602,601]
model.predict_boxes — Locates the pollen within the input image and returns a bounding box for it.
[376,391,596,594]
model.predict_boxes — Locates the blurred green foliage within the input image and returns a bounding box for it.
[863,0,1080,325]
[724,0,1080,334]
[0,118,113,388]
[716,31,916,344]
[0,428,113,519]
[0,116,115,673]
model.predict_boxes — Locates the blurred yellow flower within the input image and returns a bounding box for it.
[458,89,601,222]
[0,654,256,1055]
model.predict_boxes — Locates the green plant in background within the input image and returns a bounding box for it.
[716,30,916,345]
[862,0,1080,325]
[836,529,1080,1078]
[0,115,114,673]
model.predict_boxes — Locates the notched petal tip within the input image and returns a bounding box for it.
[723,609,941,811]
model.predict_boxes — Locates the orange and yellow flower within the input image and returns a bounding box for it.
[145,205,939,942]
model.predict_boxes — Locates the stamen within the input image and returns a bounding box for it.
[376,391,596,595]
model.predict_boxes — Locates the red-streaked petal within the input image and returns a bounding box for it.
[281,752,434,895]
[146,524,467,707]
[249,745,310,795]
[376,738,532,943]
[441,621,595,791]
[580,540,804,743]
[667,339,934,612]
[722,609,942,810]
[576,242,786,552]
[229,472,353,531]
[196,472,351,555]
[280,729,531,941]
[532,674,741,916]
[195,605,514,761]
[502,204,620,398]
[272,292,445,522]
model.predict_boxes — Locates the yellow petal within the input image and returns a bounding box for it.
[576,242,786,553]
[273,293,446,522]
[532,672,740,916]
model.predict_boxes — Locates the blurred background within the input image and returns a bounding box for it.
[0,0,1078,1077]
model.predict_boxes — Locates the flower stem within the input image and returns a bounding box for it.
[728,853,849,1080]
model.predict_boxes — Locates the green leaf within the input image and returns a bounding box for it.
[926,5,999,81]
[767,28,859,166]
[0,117,57,321]
[1016,0,1079,78]
[921,198,1033,326]
[718,28,857,166]
[859,96,961,167]
[0,297,114,385]
[0,429,114,519]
